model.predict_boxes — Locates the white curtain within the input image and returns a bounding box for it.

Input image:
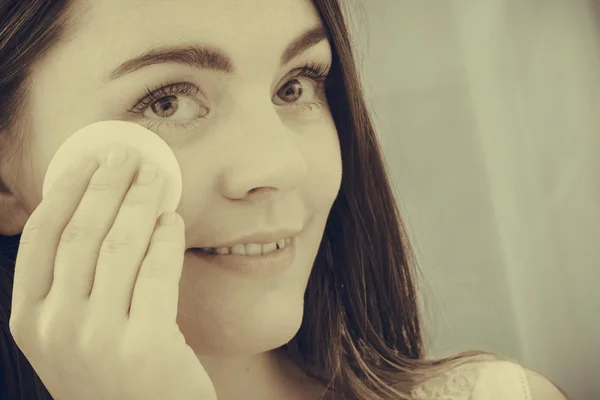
[345,1,600,399]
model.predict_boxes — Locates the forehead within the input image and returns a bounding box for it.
[63,0,327,81]
[72,0,323,44]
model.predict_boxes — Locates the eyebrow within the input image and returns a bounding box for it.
[107,25,330,81]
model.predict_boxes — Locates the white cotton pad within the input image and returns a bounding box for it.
[42,120,182,216]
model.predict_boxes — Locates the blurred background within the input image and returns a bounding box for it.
[343,1,599,399]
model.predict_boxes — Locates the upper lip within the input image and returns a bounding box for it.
[201,228,302,249]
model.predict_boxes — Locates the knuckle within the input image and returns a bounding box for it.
[18,220,41,246]
[101,233,139,254]
[38,312,66,345]
[121,196,151,210]
[86,179,117,193]
[49,173,79,193]
[36,312,78,355]
[61,220,93,243]
[19,209,52,246]
[140,260,169,280]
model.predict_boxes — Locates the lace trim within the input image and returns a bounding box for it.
[410,363,481,400]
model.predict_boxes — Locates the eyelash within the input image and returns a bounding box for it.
[126,61,332,122]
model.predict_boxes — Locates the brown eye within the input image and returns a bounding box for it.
[143,95,208,121]
[151,95,178,118]
[277,79,304,103]
[273,76,321,107]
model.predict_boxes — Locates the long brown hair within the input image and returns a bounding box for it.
[0,1,509,399]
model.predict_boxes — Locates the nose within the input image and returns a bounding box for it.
[217,125,308,202]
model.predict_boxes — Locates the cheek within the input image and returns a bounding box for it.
[305,129,343,209]
[24,119,81,209]
[309,168,341,212]
[177,167,214,213]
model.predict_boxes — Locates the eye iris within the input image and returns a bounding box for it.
[279,80,303,102]
[151,95,178,118]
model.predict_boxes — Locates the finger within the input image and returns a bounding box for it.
[128,211,185,326]
[49,146,140,302]
[11,153,98,314]
[88,164,166,318]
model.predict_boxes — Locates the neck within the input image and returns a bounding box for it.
[196,348,331,400]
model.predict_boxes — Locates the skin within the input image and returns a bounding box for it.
[0,0,342,399]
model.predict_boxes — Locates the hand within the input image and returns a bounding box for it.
[9,145,217,400]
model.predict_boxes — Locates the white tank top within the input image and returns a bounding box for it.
[411,360,532,400]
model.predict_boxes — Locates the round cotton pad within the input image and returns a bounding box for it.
[42,120,182,217]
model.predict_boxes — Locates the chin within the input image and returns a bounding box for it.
[177,294,306,357]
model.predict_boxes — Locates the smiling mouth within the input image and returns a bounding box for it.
[188,237,296,277]
[192,237,292,257]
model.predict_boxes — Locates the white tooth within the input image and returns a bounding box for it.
[245,243,262,255]
[262,242,277,254]
[231,244,246,255]
[276,239,286,249]
[215,247,230,255]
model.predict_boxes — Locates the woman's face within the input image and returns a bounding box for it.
[5,0,342,356]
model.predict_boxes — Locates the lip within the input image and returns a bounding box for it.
[189,236,297,278]
[202,228,302,248]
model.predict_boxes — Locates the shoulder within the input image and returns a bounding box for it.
[521,366,571,400]
[411,358,570,400]
[475,360,570,400]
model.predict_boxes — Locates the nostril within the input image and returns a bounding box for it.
[246,187,277,200]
